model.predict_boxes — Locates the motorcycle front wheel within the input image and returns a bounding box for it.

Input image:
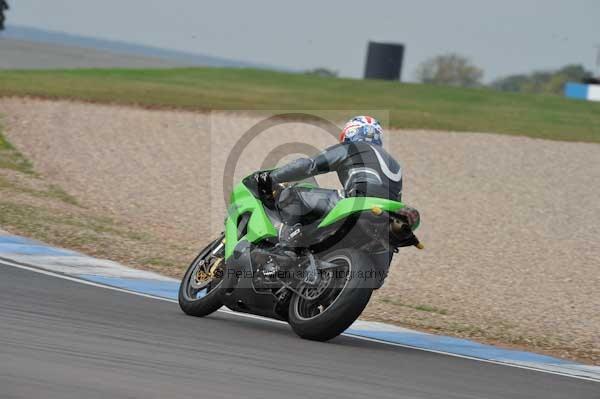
[178,234,226,317]
[288,248,373,341]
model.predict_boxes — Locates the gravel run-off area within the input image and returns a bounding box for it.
[1,97,599,363]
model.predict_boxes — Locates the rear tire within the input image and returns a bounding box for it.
[178,235,225,317]
[288,248,373,341]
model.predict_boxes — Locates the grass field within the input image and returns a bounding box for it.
[1,68,599,142]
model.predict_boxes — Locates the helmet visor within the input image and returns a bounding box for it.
[344,125,382,145]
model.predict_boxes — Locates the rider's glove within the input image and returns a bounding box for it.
[398,206,420,231]
[253,171,275,207]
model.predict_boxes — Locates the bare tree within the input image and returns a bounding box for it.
[0,0,9,31]
[415,53,483,88]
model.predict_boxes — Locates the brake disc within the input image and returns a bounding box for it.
[190,257,222,289]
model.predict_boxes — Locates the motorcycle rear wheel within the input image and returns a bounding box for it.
[288,248,373,341]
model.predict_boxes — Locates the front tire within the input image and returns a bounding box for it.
[288,248,373,341]
[178,235,226,317]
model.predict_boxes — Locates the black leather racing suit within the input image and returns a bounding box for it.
[270,142,402,200]
[256,142,407,247]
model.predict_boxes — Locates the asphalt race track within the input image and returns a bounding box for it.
[0,262,597,399]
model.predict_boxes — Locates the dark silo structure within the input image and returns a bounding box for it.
[364,41,405,81]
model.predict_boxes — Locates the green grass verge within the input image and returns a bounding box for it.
[1,68,599,142]
[0,123,183,275]
[0,135,181,276]
[0,122,34,174]
[0,120,77,204]
[0,175,79,206]
[0,200,149,247]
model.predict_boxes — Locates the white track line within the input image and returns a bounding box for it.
[1,258,598,383]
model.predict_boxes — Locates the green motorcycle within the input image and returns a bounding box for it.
[179,171,422,341]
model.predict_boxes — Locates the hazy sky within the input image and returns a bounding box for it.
[6,0,600,81]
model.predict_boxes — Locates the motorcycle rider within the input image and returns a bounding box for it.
[254,116,419,240]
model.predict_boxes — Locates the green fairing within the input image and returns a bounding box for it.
[224,182,413,258]
[224,182,277,259]
[317,197,406,228]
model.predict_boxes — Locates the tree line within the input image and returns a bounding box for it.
[415,53,597,95]
[308,53,596,96]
